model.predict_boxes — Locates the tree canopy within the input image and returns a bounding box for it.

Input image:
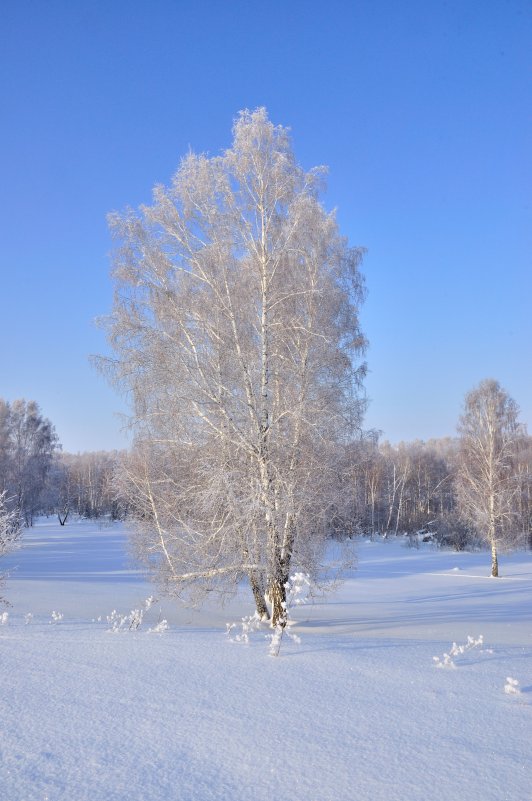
[102,109,367,624]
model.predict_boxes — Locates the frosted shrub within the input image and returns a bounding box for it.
[128,608,144,631]
[226,612,263,644]
[24,612,33,625]
[433,635,484,668]
[504,677,521,695]
[107,596,157,633]
[148,619,169,634]
[49,611,64,624]
[106,610,129,632]
[1,611,8,625]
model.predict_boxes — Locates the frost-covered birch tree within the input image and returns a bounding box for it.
[101,108,366,625]
[0,491,20,558]
[456,379,524,576]
[0,398,58,526]
[0,489,21,603]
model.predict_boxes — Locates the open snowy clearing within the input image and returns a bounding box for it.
[1,520,531,801]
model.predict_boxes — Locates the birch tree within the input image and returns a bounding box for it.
[0,490,20,557]
[102,108,366,625]
[0,489,21,604]
[0,398,58,525]
[456,379,523,576]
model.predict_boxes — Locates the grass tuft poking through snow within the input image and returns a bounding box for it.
[432,634,484,668]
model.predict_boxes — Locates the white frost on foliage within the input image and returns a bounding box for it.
[107,596,159,632]
[433,635,484,668]
[148,619,169,634]
[226,611,263,644]
[268,573,312,657]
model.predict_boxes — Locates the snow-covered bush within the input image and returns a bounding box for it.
[106,596,157,633]
[49,611,64,624]
[226,611,264,644]
[407,528,437,548]
[433,512,478,552]
[148,619,169,634]
[433,635,484,668]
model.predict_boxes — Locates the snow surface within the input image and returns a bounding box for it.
[1,520,531,801]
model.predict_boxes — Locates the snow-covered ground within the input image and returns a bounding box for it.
[1,519,531,801]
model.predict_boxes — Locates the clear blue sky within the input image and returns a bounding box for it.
[1,0,530,452]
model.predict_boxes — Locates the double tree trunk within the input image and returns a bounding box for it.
[268,515,296,627]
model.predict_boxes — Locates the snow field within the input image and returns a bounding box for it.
[1,521,531,801]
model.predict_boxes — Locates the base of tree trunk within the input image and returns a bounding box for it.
[249,573,270,620]
[269,579,287,628]
[491,544,499,577]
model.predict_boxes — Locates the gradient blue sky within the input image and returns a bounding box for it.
[1,0,530,452]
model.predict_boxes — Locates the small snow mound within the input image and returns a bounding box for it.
[504,677,521,695]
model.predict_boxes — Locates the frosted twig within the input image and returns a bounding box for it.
[433,635,484,668]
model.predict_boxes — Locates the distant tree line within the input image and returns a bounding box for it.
[350,431,530,543]
[44,450,126,523]
[1,387,530,566]
[0,398,59,526]
[0,397,126,527]
[348,382,531,563]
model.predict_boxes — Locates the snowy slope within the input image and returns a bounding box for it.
[1,521,531,801]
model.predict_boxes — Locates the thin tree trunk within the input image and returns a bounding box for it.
[489,483,498,576]
[248,571,270,620]
[269,576,287,628]
[491,540,499,577]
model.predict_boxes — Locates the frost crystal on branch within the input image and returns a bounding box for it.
[226,612,263,644]
[268,572,311,656]
[433,635,484,668]
[106,597,159,633]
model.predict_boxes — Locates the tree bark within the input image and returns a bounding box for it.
[248,571,270,620]
[491,541,499,577]
[269,577,287,628]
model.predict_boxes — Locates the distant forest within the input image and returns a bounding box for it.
[1,396,530,552]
